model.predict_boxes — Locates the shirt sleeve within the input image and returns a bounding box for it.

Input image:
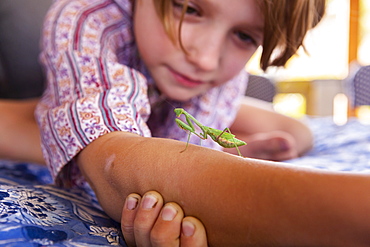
[35,0,151,182]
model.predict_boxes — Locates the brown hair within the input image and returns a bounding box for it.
[152,0,326,71]
[260,0,326,70]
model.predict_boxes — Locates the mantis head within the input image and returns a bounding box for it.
[174,108,185,117]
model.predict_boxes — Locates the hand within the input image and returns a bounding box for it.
[247,131,299,161]
[227,130,299,161]
[121,191,208,247]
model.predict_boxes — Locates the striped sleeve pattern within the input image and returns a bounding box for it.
[35,0,151,182]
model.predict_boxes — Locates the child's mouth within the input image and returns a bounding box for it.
[169,68,205,88]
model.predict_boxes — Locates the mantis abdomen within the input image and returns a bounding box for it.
[205,127,246,148]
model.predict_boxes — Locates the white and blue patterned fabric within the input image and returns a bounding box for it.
[286,117,370,172]
[0,116,370,246]
[0,161,126,246]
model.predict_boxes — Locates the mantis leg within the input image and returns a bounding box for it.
[216,128,244,157]
[175,118,205,153]
[234,144,244,157]
[181,130,192,153]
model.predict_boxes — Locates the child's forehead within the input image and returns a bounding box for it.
[192,0,261,10]
[210,0,264,26]
[187,0,263,19]
[149,0,264,32]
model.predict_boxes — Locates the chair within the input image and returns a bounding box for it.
[245,74,276,102]
[352,65,370,106]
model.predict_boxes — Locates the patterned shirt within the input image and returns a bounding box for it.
[36,0,248,186]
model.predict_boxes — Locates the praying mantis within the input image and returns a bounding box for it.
[174,108,246,156]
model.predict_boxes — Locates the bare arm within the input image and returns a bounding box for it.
[229,97,313,158]
[77,131,370,246]
[0,99,44,164]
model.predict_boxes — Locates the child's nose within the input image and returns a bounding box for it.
[184,31,224,72]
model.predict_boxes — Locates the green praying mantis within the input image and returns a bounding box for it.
[174,108,246,156]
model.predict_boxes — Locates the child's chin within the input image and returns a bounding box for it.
[162,90,198,103]
[167,93,199,103]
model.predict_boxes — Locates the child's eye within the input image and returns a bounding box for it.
[173,1,200,16]
[234,31,257,46]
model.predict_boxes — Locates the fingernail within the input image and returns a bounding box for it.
[142,194,158,209]
[126,196,138,210]
[182,221,195,237]
[161,204,177,221]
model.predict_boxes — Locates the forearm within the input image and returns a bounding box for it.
[232,99,313,155]
[277,114,313,155]
[0,99,44,164]
[77,132,260,245]
[77,132,370,246]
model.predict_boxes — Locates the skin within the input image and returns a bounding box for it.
[134,0,311,159]
[134,0,263,102]
[78,132,370,246]
[0,99,208,246]
[121,191,208,247]
[74,0,370,246]
[0,98,44,164]
[7,0,365,246]
[225,97,313,161]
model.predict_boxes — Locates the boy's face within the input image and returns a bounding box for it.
[134,0,264,102]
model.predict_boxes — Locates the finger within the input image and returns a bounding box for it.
[121,193,141,247]
[150,202,184,247]
[268,137,298,161]
[134,191,164,247]
[180,216,208,247]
